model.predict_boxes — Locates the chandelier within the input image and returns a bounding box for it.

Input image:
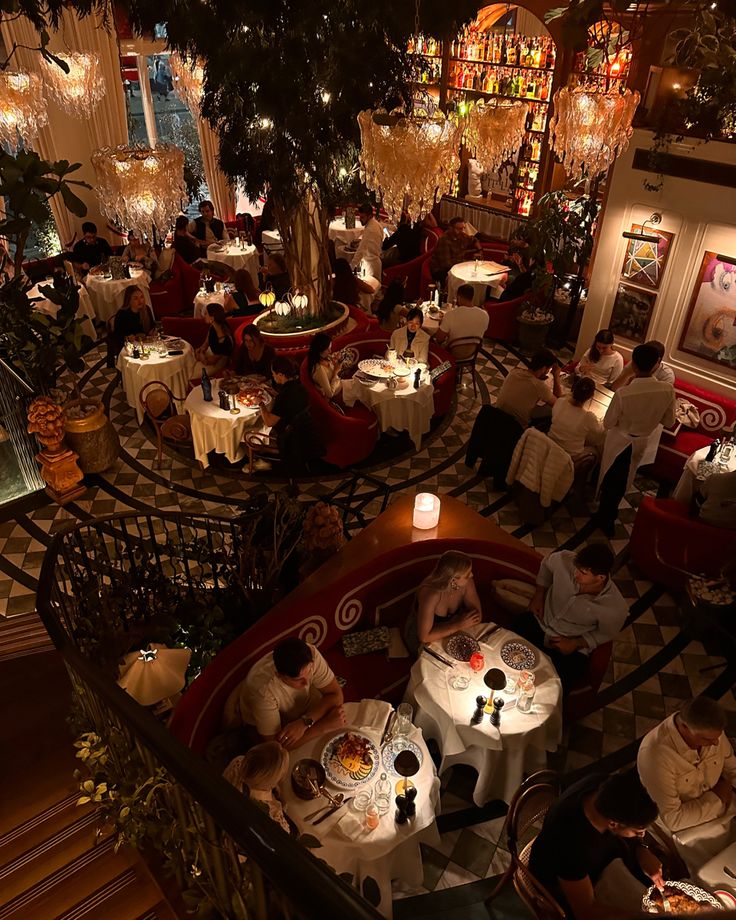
[42,52,106,119]
[0,71,47,152]
[464,100,529,174]
[358,107,462,221]
[91,144,186,239]
[550,85,640,179]
[169,52,204,114]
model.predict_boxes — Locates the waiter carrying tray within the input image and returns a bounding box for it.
[592,343,676,538]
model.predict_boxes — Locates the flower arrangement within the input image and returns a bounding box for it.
[27,395,65,447]
[301,502,345,554]
[519,306,554,324]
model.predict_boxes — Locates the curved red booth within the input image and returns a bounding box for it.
[382,251,431,302]
[483,293,525,342]
[149,254,201,318]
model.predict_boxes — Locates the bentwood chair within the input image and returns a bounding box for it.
[139,380,191,467]
[447,336,483,398]
[485,770,565,920]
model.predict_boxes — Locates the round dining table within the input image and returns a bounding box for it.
[193,289,226,319]
[405,622,562,806]
[447,260,507,307]
[27,280,97,341]
[342,367,434,450]
[85,273,151,323]
[206,242,259,280]
[184,382,265,468]
[672,443,736,504]
[261,229,284,255]
[281,699,440,918]
[116,337,196,424]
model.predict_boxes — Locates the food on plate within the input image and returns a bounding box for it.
[649,888,715,914]
[330,732,374,780]
[236,386,267,408]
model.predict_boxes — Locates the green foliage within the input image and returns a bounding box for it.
[525,190,600,294]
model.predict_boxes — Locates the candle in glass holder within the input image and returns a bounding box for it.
[412,492,440,529]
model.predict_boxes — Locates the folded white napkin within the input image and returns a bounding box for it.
[336,810,365,840]
[353,698,390,733]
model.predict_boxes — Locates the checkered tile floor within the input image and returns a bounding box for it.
[2,338,735,910]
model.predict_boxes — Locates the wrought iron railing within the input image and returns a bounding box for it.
[36,510,382,920]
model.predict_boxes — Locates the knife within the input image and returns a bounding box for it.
[724,866,736,881]
[478,624,501,643]
[312,797,352,826]
[380,710,395,746]
[423,646,455,668]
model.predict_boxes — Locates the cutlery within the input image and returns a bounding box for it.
[422,646,454,668]
[478,624,501,643]
[305,792,344,821]
[661,891,671,913]
[380,710,395,746]
[724,866,736,881]
[312,797,352,825]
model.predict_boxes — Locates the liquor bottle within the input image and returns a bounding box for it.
[473,65,481,91]
[531,137,541,160]
[407,35,415,54]
[526,73,536,98]
[201,368,213,402]
[540,77,549,101]
[547,42,556,69]
[492,34,501,64]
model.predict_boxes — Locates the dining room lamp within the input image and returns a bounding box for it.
[622,212,662,245]
[117,643,191,707]
[412,492,441,529]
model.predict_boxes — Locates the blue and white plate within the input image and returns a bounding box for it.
[381,739,423,776]
[321,732,379,789]
[500,640,537,671]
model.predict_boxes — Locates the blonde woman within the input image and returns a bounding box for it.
[404,550,483,654]
[223,741,292,834]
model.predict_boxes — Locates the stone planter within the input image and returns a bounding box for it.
[254,301,351,352]
[64,399,120,474]
[518,318,553,351]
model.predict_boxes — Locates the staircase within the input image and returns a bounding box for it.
[0,793,180,920]
[0,611,54,661]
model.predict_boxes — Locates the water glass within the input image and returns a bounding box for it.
[395,702,413,738]
[353,787,373,812]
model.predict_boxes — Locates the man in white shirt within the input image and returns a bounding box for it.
[436,283,489,345]
[222,638,345,750]
[593,343,676,537]
[353,202,384,280]
[496,349,562,428]
[612,339,675,390]
[637,697,736,866]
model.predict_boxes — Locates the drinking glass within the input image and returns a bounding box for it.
[364,804,380,830]
[353,787,373,812]
[395,703,413,738]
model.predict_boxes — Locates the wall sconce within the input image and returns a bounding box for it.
[622,212,662,245]
[413,492,441,529]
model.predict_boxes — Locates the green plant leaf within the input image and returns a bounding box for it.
[59,183,88,218]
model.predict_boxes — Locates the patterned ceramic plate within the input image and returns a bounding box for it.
[236,385,270,408]
[444,631,481,662]
[381,739,423,777]
[391,363,413,377]
[642,880,723,913]
[321,732,379,789]
[358,359,395,379]
[334,347,360,368]
[500,640,538,671]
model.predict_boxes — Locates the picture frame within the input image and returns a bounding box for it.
[608,283,658,343]
[620,224,675,290]
[679,251,736,371]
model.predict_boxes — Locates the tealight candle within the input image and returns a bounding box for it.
[412,493,440,530]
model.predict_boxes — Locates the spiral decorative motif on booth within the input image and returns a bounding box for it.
[299,617,328,647]
[335,597,363,631]
[699,403,727,432]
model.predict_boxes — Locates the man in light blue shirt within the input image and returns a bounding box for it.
[513,544,627,691]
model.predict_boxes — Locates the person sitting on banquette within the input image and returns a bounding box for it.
[223,741,293,835]
[389,307,430,365]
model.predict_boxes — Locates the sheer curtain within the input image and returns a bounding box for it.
[197,118,236,222]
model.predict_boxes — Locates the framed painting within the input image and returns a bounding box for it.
[680,251,736,371]
[620,225,675,290]
[608,283,657,343]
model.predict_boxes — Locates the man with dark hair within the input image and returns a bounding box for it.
[638,697,736,866]
[429,215,482,282]
[498,246,533,302]
[222,637,345,749]
[593,342,676,537]
[436,283,489,344]
[611,338,675,390]
[353,202,384,279]
[189,199,228,248]
[513,544,626,690]
[496,348,562,429]
[173,214,201,264]
[530,769,662,917]
[71,221,112,272]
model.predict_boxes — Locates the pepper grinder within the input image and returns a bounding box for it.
[413,369,421,390]
[490,697,505,727]
[471,695,486,725]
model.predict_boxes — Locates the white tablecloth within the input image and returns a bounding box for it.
[406,622,562,806]
[117,339,196,424]
[28,281,97,341]
[358,274,381,313]
[261,229,284,254]
[281,699,440,918]
[206,243,259,279]
[329,217,363,244]
[695,838,736,892]
[184,384,263,467]
[447,260,506,307]
[673,444,736,504]
[342,370,434,449]
[85,274,151,323]
[193,290,226,319]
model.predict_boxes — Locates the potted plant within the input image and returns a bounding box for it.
[517,305,555,351]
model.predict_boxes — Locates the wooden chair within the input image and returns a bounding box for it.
[244,431,280,474]
[447,336,483,397]
[139,380,191,467]
[486,770,565,920]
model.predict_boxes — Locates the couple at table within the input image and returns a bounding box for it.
[405,544,627,692]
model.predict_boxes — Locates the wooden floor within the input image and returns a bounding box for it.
[0,651,181,919]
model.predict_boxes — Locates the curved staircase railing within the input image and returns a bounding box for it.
[36,509,381,920]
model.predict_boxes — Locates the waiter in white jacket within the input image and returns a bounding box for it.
[593,343,676,537]
[353,203,385,280]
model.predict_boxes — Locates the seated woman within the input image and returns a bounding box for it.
[195,303,234,377]
[576,329,624,388]
[498,246,533,302]
[224,269,261,316]
[223,741,292,835]
[389,307,430,364]
[121,230,157,274]
[549,375,603,462]
[108,284,154,367]
[404,551,483,655]
[173,214,201,265]
[375,279,407,333]
[307,332,341,399]
[260,253,290,300]
[236,324,275,378]
[332,258,376,308]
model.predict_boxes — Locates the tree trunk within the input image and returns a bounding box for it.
[272,188,332,317]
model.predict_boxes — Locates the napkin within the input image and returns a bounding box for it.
[352,698,391,733]
[336,810,365,840]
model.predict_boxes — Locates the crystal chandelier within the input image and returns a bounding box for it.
[91,144,187,239]
[169,52,204,114]
[550,85,640,179]
[42,52,106,119]
[0,71,48,152]
[464,100,529,174]
[358,107,462,221]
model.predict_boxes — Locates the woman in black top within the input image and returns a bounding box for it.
[236,324,275,378]
[195,303,233,376]
[224,269,261,316]
[108,285,154,366]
